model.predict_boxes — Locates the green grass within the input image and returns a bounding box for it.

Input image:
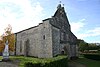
[0,56,2,60]
[1,55,100,67]
[9,55,67,67]
[74,56,100,67]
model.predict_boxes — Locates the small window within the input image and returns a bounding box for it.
[20,41,22,53]
[43,35,45,39]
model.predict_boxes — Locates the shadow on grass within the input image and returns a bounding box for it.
[73,56,100,67]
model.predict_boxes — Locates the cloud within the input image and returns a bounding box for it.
[92,40,100,43]
[70,19,100,42]
[87,27,100,36]
[0,0,44,34]
[71,24,100,42]
[70,19,85,33]
[80,27,100,38]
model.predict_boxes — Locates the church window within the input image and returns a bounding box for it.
[20,41,22,53]
[43,35,45,39]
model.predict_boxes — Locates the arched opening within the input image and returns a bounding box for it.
[24,39,30,56]
[61,51,64,55]
[61,46,68,55]
[63,46,67,54]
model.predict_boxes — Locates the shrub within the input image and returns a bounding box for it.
[43,58,68,67]
[24,62,42,67]
[24,58,68,67]
[83,54,100,61]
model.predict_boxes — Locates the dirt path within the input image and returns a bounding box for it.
[0,60,19,67]
[0,62,18,67]
[68,61,86,67]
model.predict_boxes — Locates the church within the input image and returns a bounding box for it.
[15,4,78,59]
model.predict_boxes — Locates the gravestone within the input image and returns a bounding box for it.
[2,40,10,61]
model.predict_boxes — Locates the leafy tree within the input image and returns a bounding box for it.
[0,24,15,52]
[88,43,99,50]
[0,40,5,52]
[77,39,88,52]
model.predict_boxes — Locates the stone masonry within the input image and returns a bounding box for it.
[15,4,78,59]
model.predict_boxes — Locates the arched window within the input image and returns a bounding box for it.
[43,35,45,40]
[20,41,22,53]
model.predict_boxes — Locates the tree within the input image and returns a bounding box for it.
[0,24,15,52]
[77,39,89,52]
[88,43,99,50]
[0,40,5,52]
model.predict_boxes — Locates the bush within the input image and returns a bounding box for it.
[43,58,68,67]
[83,54,100,61]
[24,62,42,67]
[24,58,68,67]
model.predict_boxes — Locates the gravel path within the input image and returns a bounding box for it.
[0,60,20,67]
[0,62,18,67]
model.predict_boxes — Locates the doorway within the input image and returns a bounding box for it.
[24,39,30,56]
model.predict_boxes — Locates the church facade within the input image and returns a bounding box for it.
[15,4,78,59]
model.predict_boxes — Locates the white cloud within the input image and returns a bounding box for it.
[87,27,100,36]
[70,19,85,33]
[70,19,100,41]
[0,0,44,35]
[80,27,100,38]
[71,22,100,42]
[92,40,100,43]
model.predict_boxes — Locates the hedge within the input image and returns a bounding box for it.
[24,63,41,67]
[24,58,68,67]
[83,54,100,61]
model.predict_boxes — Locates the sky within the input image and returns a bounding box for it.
[0,0,100,43]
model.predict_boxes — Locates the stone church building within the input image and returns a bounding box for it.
[15,4,78,59]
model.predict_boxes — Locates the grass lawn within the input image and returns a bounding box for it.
[74,56,100,67]
[0,56,2,60]
[3,55,67,67]
[1,55,100,67]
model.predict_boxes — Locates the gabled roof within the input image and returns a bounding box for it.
[53,4,65,17]
[15,23,43,34]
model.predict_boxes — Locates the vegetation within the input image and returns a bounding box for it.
[1,54,100,67]
[24,58,67,67]
[9,55,68,67]
[77,39,100,53]
[77,39,88,52]
[76,39,100,67]
[74,55,100,67]
[0,56,2,60]
[83,54,100,61]
[0,24,15,52]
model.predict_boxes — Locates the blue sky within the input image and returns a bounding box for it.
[0,0,100,43]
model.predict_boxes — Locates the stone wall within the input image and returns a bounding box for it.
[60,43,71,59]
[15,19,53,58]
[15,26,39,57]
[51,25,60,56]
[38,20,53,58]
